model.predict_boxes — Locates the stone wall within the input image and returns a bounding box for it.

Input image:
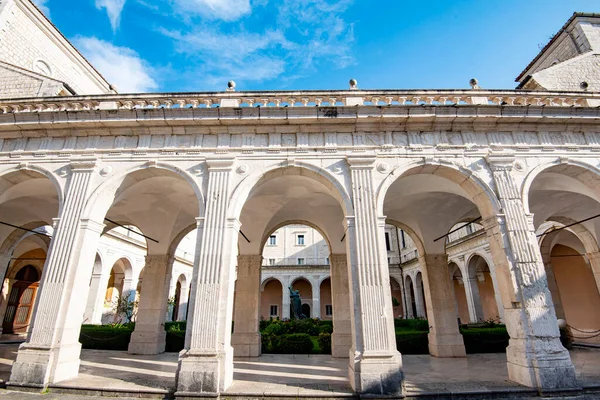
[0,0,111,95]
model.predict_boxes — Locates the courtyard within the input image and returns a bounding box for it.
[0,342,598,398]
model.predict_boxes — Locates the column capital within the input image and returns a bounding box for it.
[69,158,97,172]
[79,218,105,234]
[226,217,241,231]
[206,157,236,171]
[346,154,376,169]
[486,153,515,171]
[343,215,356,229]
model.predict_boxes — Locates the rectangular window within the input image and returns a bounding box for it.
[270,305,278,317]
[297,258,305,265]
[325,305,333,316]
[466,224,473,235]
[401,230,406,248]
[385,232,391,251]
[297,234,305,245]
[326,257,330,265]
[269,235,277,245]
[268,258,276,265]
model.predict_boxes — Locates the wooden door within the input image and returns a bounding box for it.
[3,282,38,334]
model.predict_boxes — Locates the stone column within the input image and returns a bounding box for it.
[83,268,106,324]
[0,278,15,334]
[10,161,104,386]
[178,284,190,321]
[312,278,321,319]
[541,254,566,320]
[483,154,577,389]
[463,273,485,323]
[281,277,291,320]
[403,275,414,319]
[485,254,505,321]
[587,252,600,297]
[176,158,238,395]
[128,254,173,354]
[231,254,261,357]
[419,254,466,357]
[345,155,403,395]
[330,254,351,358]
[414,277,426,318]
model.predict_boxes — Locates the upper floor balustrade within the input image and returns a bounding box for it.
[1,89,599,114]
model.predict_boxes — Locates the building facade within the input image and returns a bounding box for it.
[0,3,599,397]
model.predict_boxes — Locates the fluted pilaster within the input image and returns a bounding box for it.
[484,154,577,390]
[345,155,403,395]
[10,161,104,386]
[177,158,238,395]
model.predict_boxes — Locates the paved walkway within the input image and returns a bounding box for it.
[0,344,598,398]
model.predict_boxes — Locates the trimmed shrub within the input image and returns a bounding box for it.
[460,326,509,353]
[275,333,314,354]
[394,318,429,331]
[164,321,186,332]
[318,333,332,354]
[165,323,186,353]
[395,331,429,354]
[319,324,333,334]
[79,325,133,350]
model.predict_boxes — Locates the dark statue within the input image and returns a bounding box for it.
[288,286,306,319]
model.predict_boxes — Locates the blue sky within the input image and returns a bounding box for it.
[33,0,599,93]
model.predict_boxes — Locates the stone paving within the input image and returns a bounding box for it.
[0,343,598,398]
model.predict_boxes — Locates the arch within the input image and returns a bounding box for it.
[260,276,283,292]
[0,164,64,211]
[82,162,205,223]
[376,160,501,220]
[386,219,425,257]
[290,276,313,288]
[542,217,600,255]
[521,159,600,214]
[176,273,187,287]
[0,223,53,259]
[228,163,353,220]
[15,265,40,282]
[168,223,199,258]
[110,257,133,281]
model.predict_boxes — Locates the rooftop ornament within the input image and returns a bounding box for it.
[226,80,236,92]
[349,78,358,90]
[469,78,481,90]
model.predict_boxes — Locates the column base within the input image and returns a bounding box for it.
[348,350,404,395]
[128,330,166,355]
[9,343,81,386]
[506,340,579,389]
[176,347,233,394]
[331,332,351,358]
[428,332,466,357]
[231,332,261,357]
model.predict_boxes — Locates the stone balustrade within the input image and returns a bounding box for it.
[1,89,598,114]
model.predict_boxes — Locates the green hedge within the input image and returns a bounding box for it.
[318,333,331,354]
[460,326,509,354]
[394,318,429,331]
[395,331,429,354]
[79,325,133,350]
[275,333,314,354]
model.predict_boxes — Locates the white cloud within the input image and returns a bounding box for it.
[173,0,251,21]
[32,0,50,16]
[95,0,126,32]
[73,37,158,93]
[160,0,355,88]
